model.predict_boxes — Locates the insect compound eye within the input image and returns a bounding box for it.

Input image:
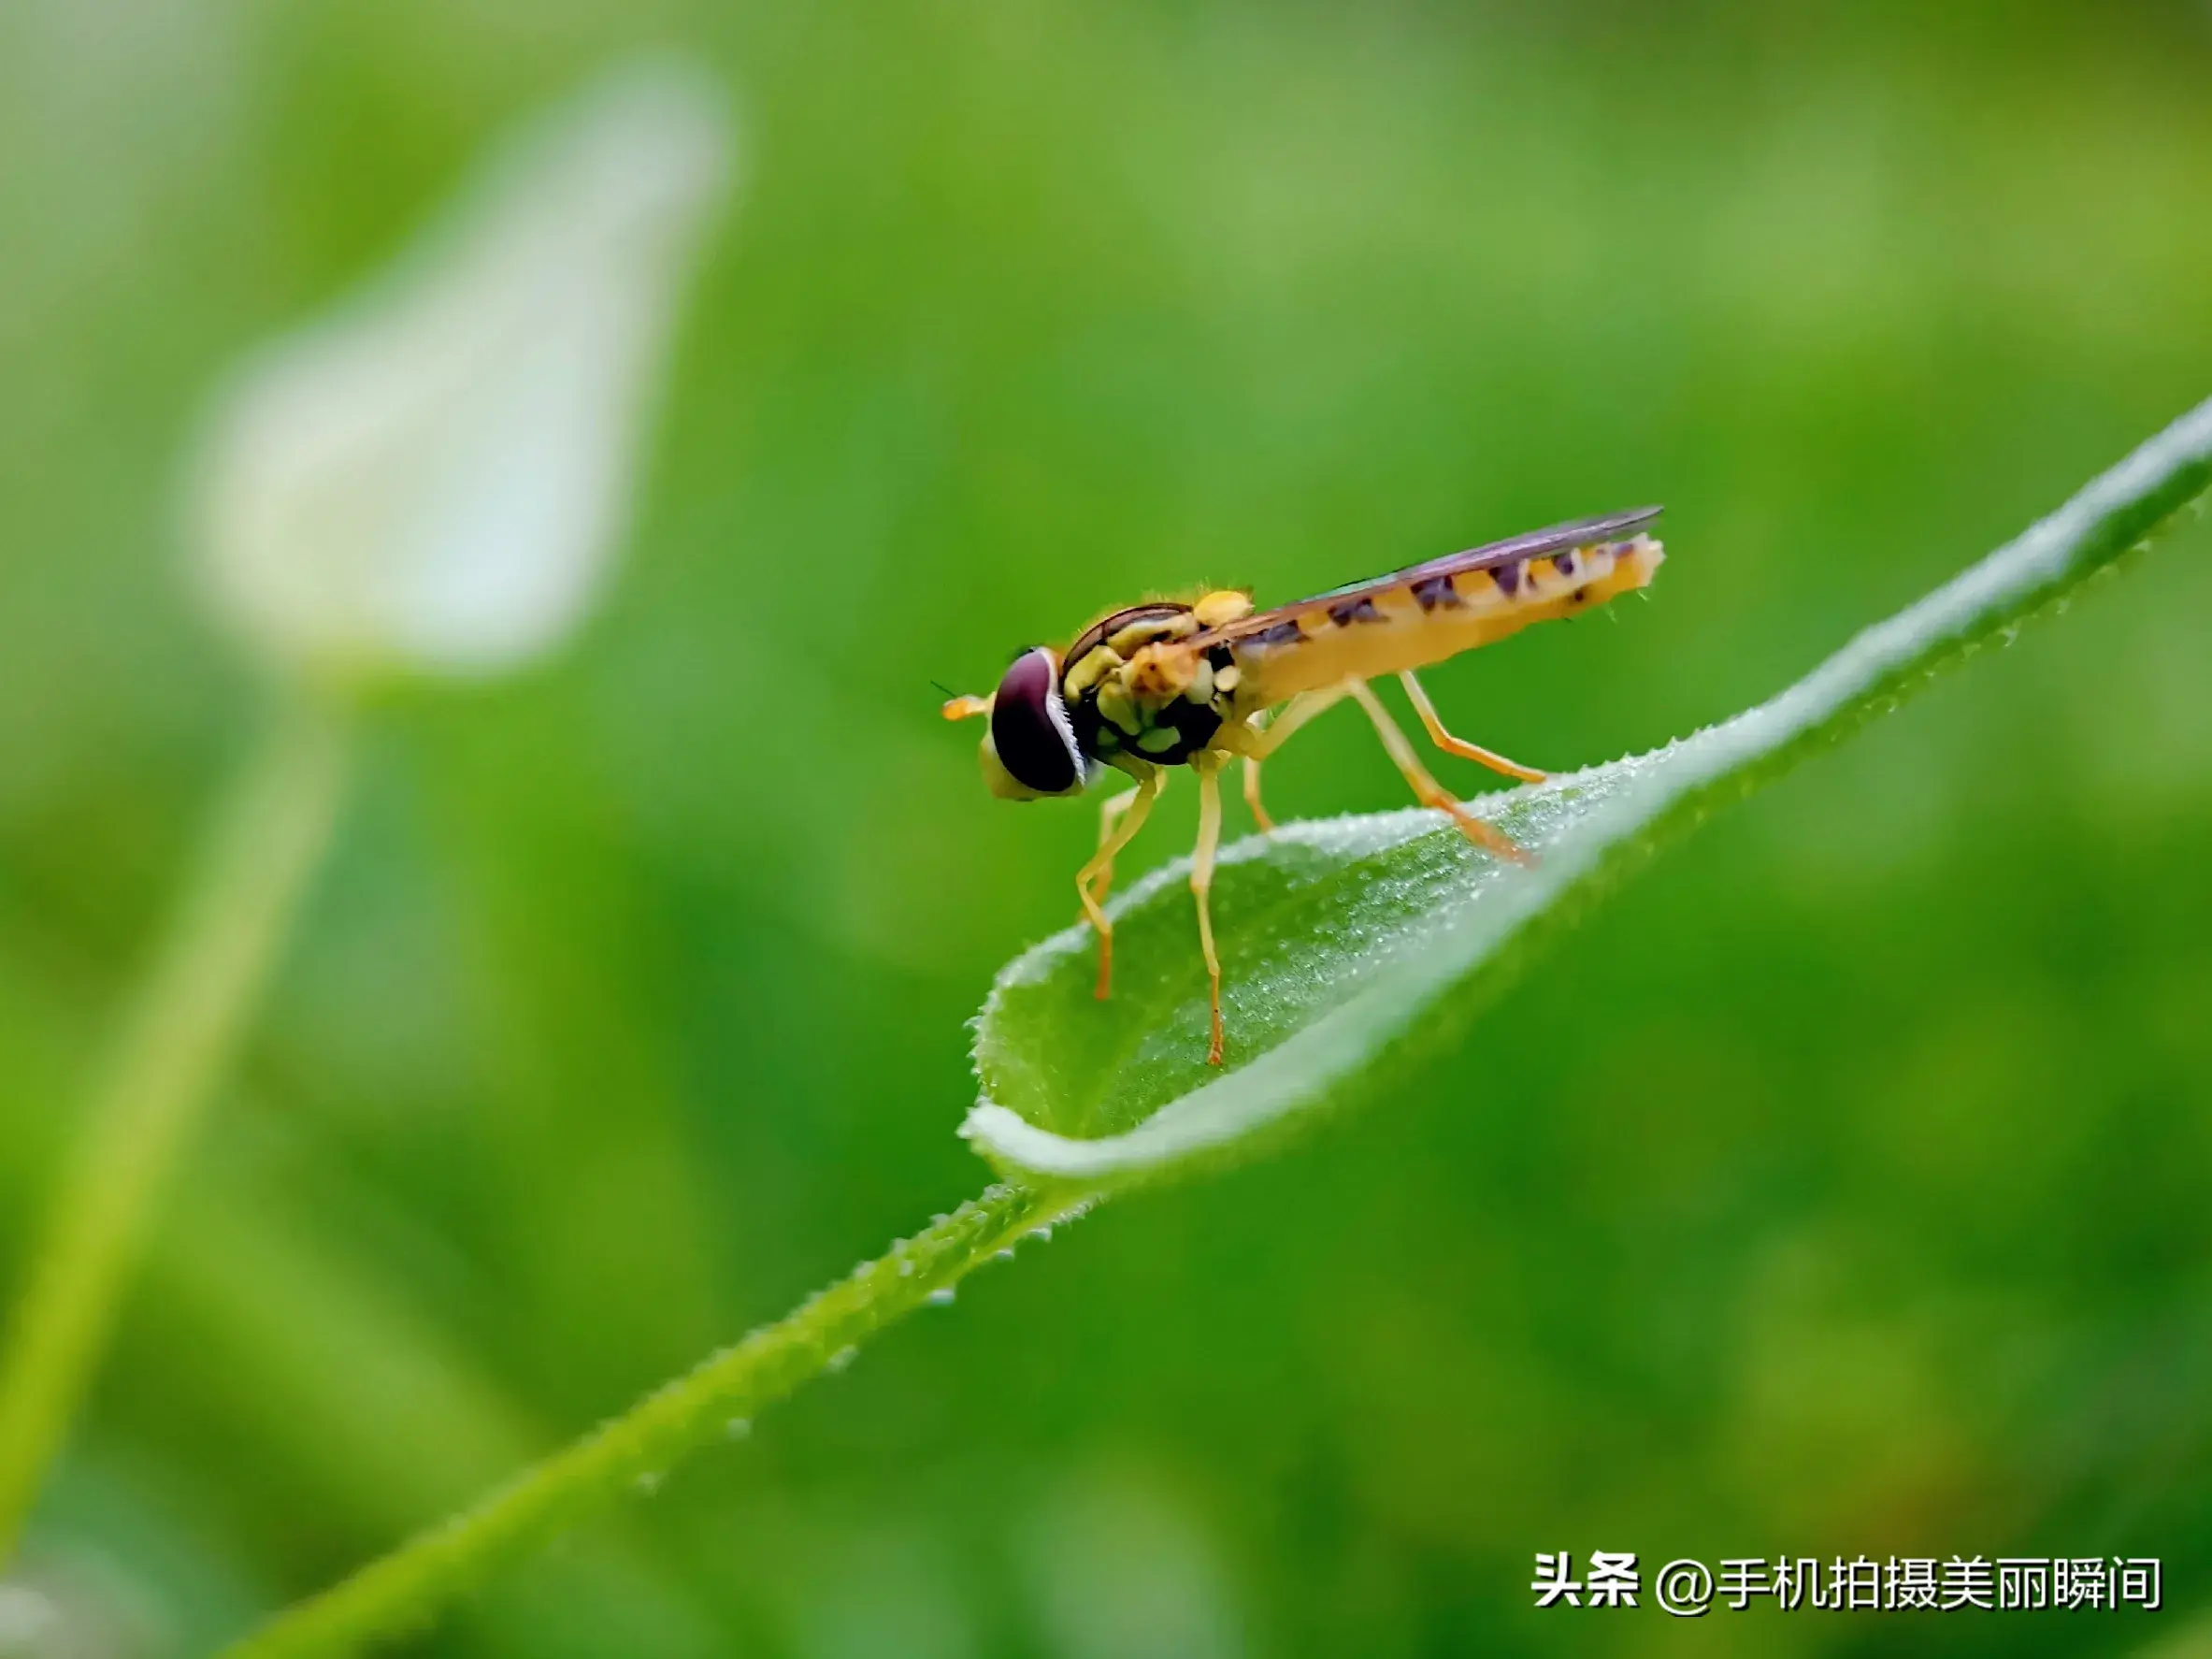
[987,647,1084,796]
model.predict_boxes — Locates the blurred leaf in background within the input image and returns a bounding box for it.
[2,1,2210,1655]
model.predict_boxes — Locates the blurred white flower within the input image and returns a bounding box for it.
[0,1557,147,1659]
[189,57,736,682]
[0,1583,60,1652]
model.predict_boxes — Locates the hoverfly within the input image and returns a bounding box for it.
[943,507,1665,1065]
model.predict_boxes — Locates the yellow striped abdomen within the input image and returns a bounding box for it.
[1228,534,1663,710]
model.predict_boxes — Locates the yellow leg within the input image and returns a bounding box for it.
[1229,684,1350,831]
[1347,681,1532,865]
[1075,765,1161,1000]
[1242,757,1271,833]
[1398,671,1548,783]
[1240,685,1349,760]
[1190,757,1226,1064]
[1081,772,1166,914]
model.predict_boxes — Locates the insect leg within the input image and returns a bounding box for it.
[1347,681,1532,865]
[1397,671,1548,783]
[1074,763,1162,1000]
[1242,757,1271,834]
[1190,756,1227,1065]
[1081,772,1167,914]
[1240,685,1349,760]
[1232,684,1350,830]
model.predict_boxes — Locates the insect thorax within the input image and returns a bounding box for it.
[1059,602,1245,768]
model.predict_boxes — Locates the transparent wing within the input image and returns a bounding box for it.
[1193,506,1662,646]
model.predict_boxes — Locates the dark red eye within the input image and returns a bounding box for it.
[991,648,1083,794]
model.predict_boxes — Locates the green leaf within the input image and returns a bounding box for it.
[965,396,2212,1191]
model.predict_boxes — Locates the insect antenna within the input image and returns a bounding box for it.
[936,677,993,721]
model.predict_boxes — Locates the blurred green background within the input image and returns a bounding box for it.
[5,1,2212,1654]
